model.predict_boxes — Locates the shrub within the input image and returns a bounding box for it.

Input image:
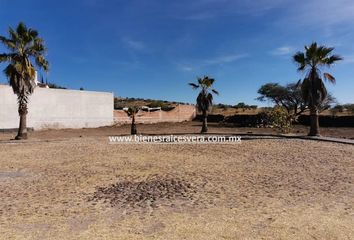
[268,107,292,133]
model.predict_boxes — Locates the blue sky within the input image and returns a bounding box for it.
[1,0,354,106]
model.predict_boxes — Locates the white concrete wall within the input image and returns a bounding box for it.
[0,85,113,130]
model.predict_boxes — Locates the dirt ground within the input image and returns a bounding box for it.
[0,123,354,239]
[1,121,354,141]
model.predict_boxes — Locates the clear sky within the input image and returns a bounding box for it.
[0,0,353,105]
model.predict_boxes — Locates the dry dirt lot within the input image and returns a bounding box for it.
[1,121,354,141]
[0,127,354,239]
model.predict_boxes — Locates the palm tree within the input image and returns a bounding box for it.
[293,42,342,136]
[126,107,139,135]
[0,22,49,140]
[189,76,219,133]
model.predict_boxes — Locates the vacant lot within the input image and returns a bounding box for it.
[1,121,354,141]
[0,132,353,239]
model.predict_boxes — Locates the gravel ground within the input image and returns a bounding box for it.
[0,136,353,239]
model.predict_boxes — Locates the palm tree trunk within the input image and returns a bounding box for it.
[131,115,137,135]
[309,107,320,136]
[15,102,28,140]
[201,110,208,133]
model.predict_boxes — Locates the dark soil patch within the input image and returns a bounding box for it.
[89,175,198,209]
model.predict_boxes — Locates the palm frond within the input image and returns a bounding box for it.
[212,89,219,95]
[317,79,328,103]
[0,53,10,63]
[189,83,199,89]
[28,28,39,39]
[300,77,311,105]
[35,56,49,71]
[4,63,34,95]
[206,92,213,102]
[26,38,46,55]
[324,55,343,65]
[207,77,215,86]
[305,42,317,62]
[8,27,19,42]
[317,46,334,59]
[0,36,16,50]
[323,73,336,84]
[295,79,302,88]
[16,22,28,37]
[293,52,306,71]
[197,77,203,85]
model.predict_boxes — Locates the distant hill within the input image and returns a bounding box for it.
[114,97,192,111]
[114,98,354,117]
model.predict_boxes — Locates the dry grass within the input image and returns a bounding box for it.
[0,134,353,239]
[1,121,354,141]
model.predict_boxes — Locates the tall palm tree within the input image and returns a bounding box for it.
[0,22,49,140]
[293,42,342,136]
[126,107,139,135]
[189,76,219,133]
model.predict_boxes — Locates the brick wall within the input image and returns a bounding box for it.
[114,105,196,124]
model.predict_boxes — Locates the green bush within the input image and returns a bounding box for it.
[268,107,292,133]
[147,100,167,108]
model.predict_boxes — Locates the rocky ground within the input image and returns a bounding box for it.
[0,133,353,239]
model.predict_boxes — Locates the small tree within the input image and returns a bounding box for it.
[234,102,246,109]
[257,83,305,116]
[189,76,219,133]
[126,107,139,135]
[257,82,336,121]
